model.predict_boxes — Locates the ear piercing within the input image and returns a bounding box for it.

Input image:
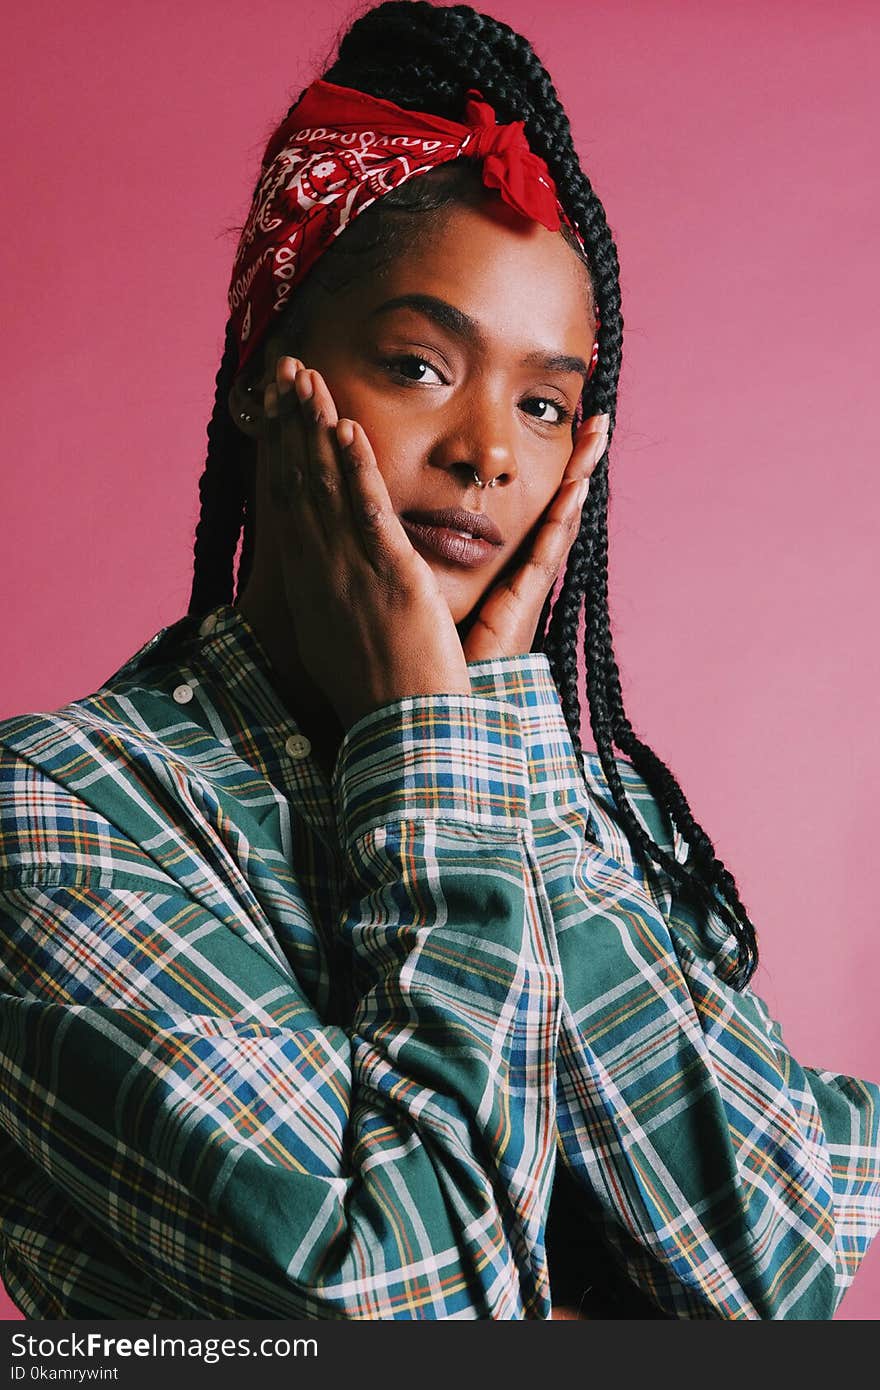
[239,383,261,423]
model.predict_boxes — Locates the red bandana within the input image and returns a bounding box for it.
[228,80,600,380]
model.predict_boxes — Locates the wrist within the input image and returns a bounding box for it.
[338,680,473,732]
[332,689,532,841]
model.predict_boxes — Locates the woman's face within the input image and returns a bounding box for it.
[271,194,596,627]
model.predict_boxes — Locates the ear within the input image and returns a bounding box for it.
[228,370,263,440]
[227,334,290,438]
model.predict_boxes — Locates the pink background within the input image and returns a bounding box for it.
[2,0,878,1320]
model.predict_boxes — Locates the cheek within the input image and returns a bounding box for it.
[316,376,433,498]
[511,469,565,542]
[312,358,570,529]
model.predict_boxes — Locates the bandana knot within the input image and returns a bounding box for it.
[461,92,560,232]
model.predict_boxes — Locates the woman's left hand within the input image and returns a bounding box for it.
[460,414,610,662]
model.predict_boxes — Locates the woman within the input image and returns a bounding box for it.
[0,1,877,1320]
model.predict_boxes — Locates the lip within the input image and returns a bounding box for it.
[401,507,503,570]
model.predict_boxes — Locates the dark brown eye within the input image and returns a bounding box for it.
[521,396,572,426]
[386,355,445,384]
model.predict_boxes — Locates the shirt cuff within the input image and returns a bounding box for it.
[466,653,588,813]
[331,693,532,843]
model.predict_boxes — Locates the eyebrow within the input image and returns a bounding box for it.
[369,293,589,380]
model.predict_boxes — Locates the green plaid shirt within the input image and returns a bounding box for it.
[0,605,877,1319]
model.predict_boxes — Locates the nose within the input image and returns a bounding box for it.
[428,387,517,492]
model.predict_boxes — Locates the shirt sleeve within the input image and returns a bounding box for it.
[550,749,880,1320]
[0,694,563,1321]
[465,651,880,1317]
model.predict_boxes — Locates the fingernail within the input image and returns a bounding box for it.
[578,479,590,505]
[294,370,313,402]
[336,419,354,448]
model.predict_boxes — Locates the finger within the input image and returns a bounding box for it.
[275,354,301,406]
[267,357,305,510]
[296,368,343,544]
[501,415,610,580]
[515,506,581,600]
[581,411,611,436]
[334,418,411,577]
[491,447,599,618]
[562,413,610,487]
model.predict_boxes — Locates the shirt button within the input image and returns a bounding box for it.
[199,613,218,637]
[173,683,194,704]
[285,733,311,759]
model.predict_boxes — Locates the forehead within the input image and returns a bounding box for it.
[336,197,594,354]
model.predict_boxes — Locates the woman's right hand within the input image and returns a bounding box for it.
[263,354,472,733]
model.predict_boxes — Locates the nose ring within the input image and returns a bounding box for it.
[473,470,498,489]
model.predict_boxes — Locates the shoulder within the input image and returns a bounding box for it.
[0,614,206,774]
[0,613,210,889]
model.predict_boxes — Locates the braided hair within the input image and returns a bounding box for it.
[188,0,759,991]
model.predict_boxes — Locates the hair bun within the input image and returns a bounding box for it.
[326,2,507,119]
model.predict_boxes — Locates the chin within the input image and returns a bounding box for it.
[404,526,507,629]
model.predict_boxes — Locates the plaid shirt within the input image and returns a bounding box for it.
[0,605,877,1320]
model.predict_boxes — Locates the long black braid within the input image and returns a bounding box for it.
[188,321,256,616]
[188,0,759,991]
